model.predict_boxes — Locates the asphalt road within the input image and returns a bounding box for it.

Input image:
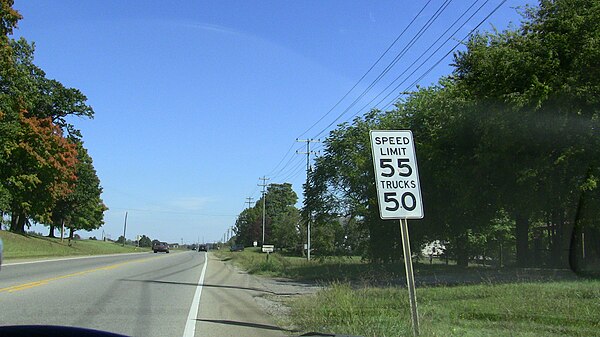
[0,251,287,337]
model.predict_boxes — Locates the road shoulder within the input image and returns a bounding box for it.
[209,253,322,335]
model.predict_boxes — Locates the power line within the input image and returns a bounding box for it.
[109,207,236,217]
[270,148,305,180]
[273,157,305,183]
[381,0,508,110]
[295,0,434,140]
[266,141,297,177]
[279,159,308,183]
[349,0,490,119]
[311,0,454,140]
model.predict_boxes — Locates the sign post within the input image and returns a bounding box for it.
[262,244,274,262]
[370,130,423,336]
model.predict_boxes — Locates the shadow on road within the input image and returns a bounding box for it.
[195,318,301,333]
[119,278,303,296]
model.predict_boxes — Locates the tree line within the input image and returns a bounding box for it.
[0,1,106,239]
[235,0,600,270]
[305,0,600,268]
[234,183,302,252]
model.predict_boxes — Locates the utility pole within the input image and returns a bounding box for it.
[258,176,270,245]
[122,211,128,247]
[245,197,254,209]
[297,138,320,261]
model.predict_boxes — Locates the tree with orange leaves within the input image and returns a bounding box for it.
[0,0,100,233]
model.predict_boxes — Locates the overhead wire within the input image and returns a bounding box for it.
[243,0,508,211]
[348,0,490,119]
[280,160,308,183]
[310,0,455,140]
[381,0,508,111]
[294,0,434,140]
[247,0,446,200]
[266,141,296,177]
[269,147,305,180]
[273,156,306,180]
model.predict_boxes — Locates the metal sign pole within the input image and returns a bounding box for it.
[370,130,422,336]
[400,218,419,336]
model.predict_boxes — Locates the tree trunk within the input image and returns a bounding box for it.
[548,209,571,268]
[558,213,573,269]
[48,224,56,238]
[10,212,26,233]
[515,212,530,267]
[456,232,469,267]
[68,227,74,246]
[569,190,588,273]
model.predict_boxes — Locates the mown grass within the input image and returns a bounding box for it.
[216,247,371,281]
[0,230,148,260]
[291,281,600,337]
[214,248,558,284]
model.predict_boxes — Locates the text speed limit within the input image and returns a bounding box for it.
[370,130,424,219]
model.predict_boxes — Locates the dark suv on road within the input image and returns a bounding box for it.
[198,244,207,252]
[153,242,169,253]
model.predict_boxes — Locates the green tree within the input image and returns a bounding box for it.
[234,206,261,247]
[451,0,600,266]
[0,3,97,233]
[51,142,107,239]
[264,183,299,248]
[306,0,600,268]
[270,205,301,250]
[139,235,152,247]
[234,183,301,249]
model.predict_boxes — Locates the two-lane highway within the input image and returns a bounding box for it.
[0,251,286,337]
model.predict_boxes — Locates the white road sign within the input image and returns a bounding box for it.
[261,244,274,253]
[370,130,424,219]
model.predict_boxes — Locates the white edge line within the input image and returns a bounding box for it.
[3,252,150,266]
[182,251,208,337]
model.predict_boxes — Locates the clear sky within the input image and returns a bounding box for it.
[12,0,530,244]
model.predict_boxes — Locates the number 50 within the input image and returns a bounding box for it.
[384,192,417,211]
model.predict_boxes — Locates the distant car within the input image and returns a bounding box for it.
[230,244,244,252]
[198,244,207,252]
[153,242,169,253]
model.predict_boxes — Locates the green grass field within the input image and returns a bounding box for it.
[291,281,600,337]
[216,248,599,336]
[0,230,148,260]
[216,247,369,281]
[215,248,570,284]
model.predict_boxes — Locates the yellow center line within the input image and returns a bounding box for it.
[0,255,165,294]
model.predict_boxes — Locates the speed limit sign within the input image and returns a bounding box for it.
[370,129,423,336]
[370,130,424,219]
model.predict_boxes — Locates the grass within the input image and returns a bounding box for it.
[0,230,148,260]
[290,281,600,337]
[214,248,566,284]
[216,248,598,336]
[216,247,371,281]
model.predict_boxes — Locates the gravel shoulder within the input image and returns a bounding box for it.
[214,255,322,334]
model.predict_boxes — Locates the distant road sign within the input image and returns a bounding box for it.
[370,130,424,219]
[261,245,274,253]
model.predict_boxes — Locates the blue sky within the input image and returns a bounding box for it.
[12,0,530,244]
